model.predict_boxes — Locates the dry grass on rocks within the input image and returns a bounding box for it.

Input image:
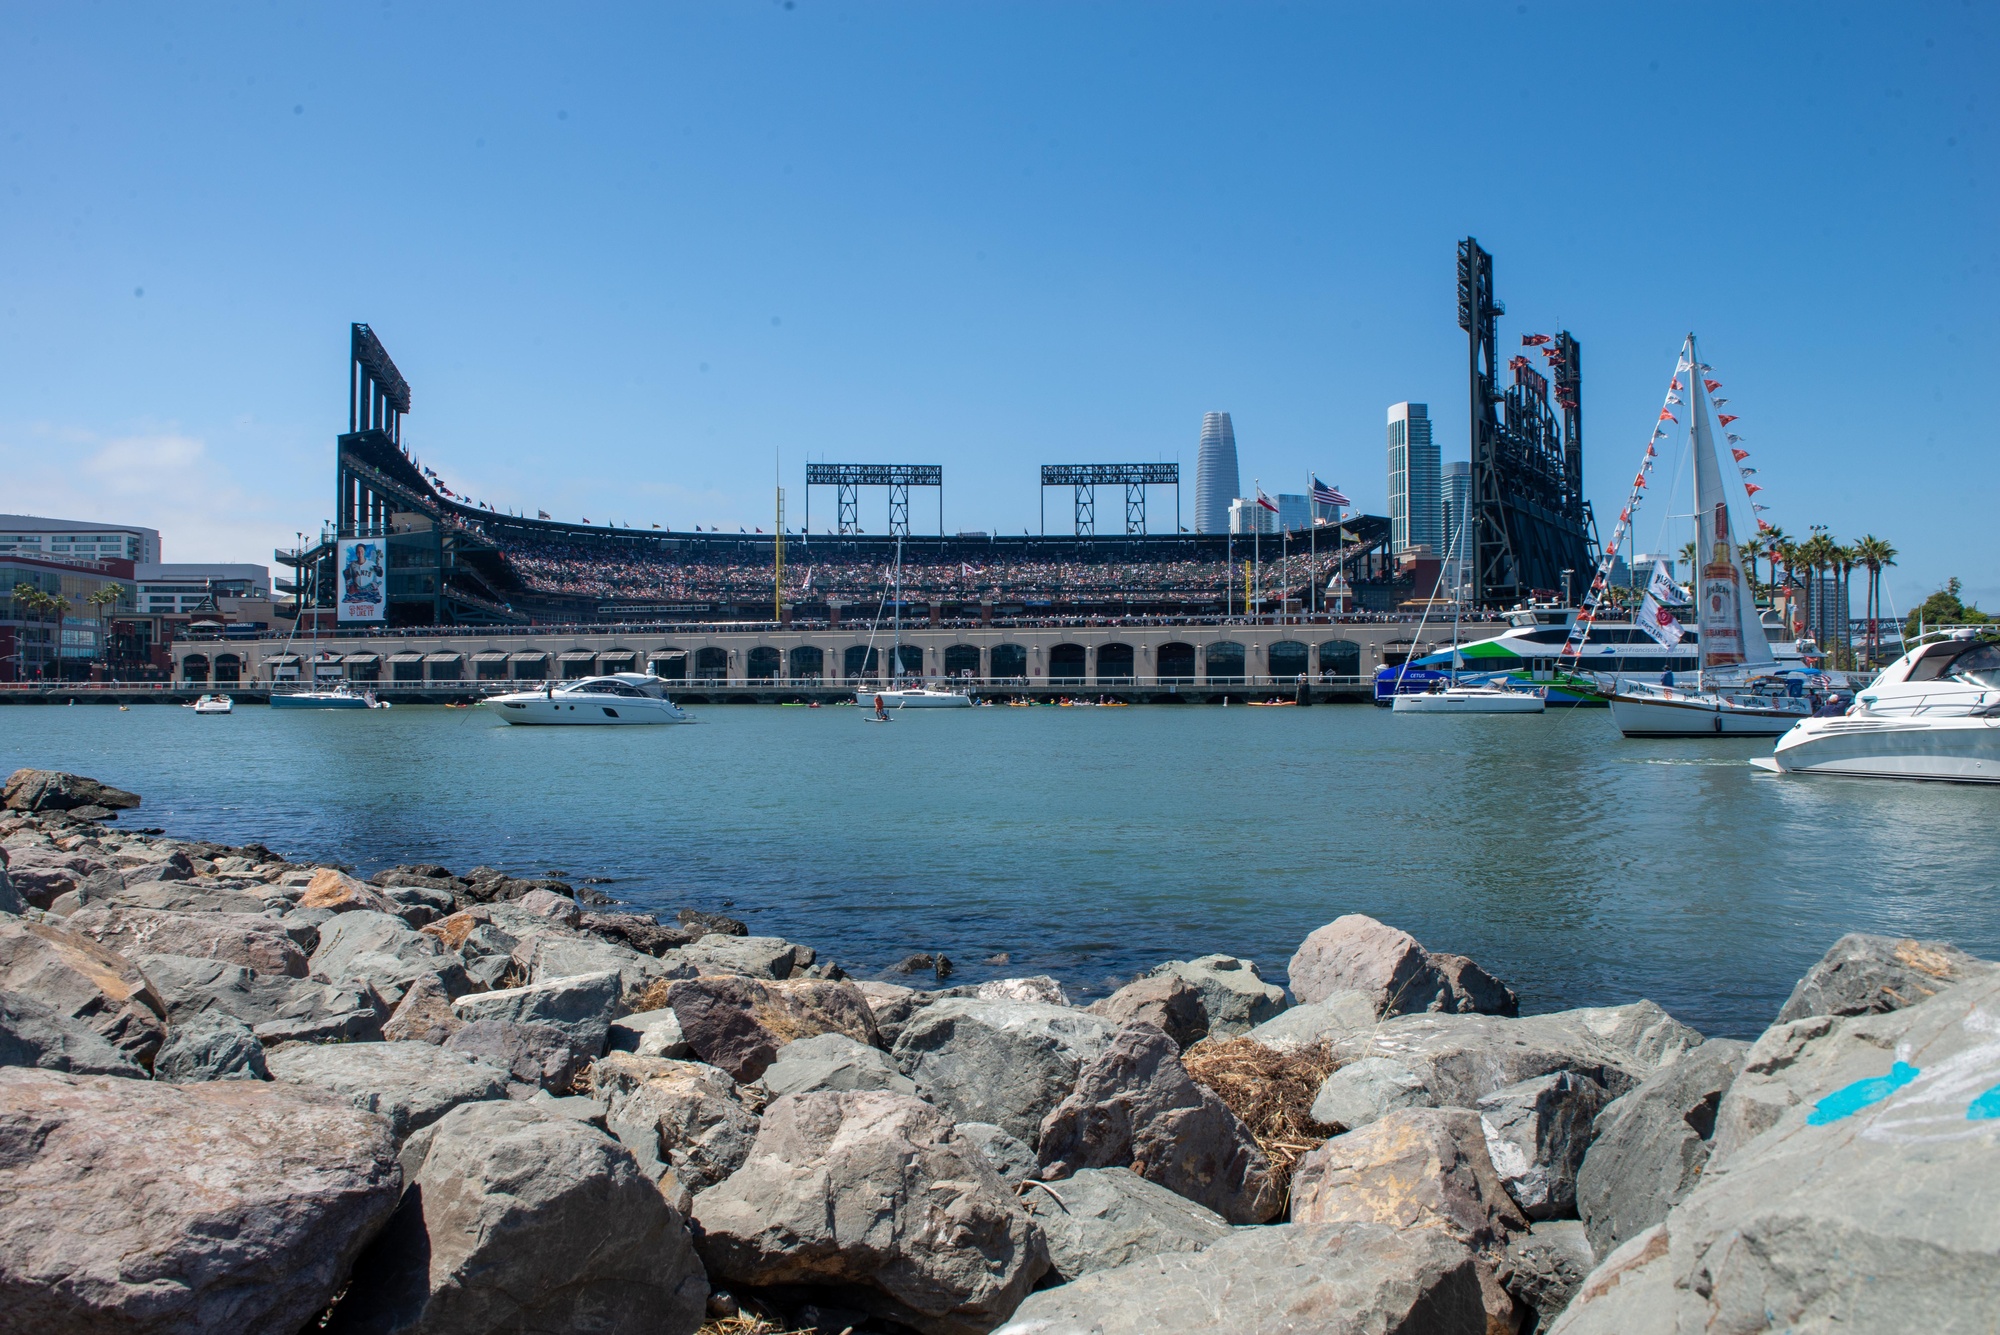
[697,1316,824,1335]
[630,977,676,1013]
[1181,1037,1341,1197]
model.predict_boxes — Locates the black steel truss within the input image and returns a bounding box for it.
[804,463,943,536]
[1458,238,1595,607]
[1039,463,1180,536]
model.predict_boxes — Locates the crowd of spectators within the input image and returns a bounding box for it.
[490,531,1379,607]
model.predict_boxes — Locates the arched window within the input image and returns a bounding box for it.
[893,645,923,678]
[1049,644,1087,682]
[747,647,781,680]
[693,647,729,680]
[1320,640,1361,678]
[1205,641,1246,684]
[990,644,1027,680]
[844,645,878,679]
[648,651,687,680]
[943,645,982,678]
[181,654,210,683]
[1268,641,1309,681]
[789,646,824,680]
[213,654,242,685]
[1096,643,1134,683]
[1157,642,1196,682]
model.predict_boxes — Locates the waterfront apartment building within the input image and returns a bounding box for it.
[1386,403,1442,556]
[135,564,271,617]
[1194,413,1240,534]
[1,552,138,682]
[0,514,161,565]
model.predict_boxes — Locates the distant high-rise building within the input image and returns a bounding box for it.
[1194,413,1239,534]
[1228,497,1276,535]
[1441,461,1471,559]
[1387,403,1442,555]
[1276,494,1309,532]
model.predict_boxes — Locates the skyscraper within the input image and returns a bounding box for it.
[1387,403,1442,555]
[1441,460,1471,559]
[1194,413,1239,534]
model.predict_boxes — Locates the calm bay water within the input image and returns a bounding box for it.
[5,699,1995,1038]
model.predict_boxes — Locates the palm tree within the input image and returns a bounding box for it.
[1852,535,1897,665]
[1680,540,1698,578]
[1740,534,1768,601]
[1795,533,1833,647]
[86,584,126,671]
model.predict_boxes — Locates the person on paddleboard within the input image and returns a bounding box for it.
[874,694,889,721]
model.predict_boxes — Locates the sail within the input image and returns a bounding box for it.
[1687,345,1773,671]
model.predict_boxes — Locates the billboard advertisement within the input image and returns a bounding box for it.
[336,539,387,623]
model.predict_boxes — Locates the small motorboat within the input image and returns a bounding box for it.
[483,674,692,726]
[1392,683,1545,715]
[1753,631,2000,783]
[186,694,233,714]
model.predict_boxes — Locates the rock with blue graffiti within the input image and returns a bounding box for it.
[1551,966,2000,1335]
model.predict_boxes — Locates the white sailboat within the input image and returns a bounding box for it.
[854,534,971,709]
[1600,335,1815,737]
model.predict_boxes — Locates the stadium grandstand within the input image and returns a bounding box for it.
[280,326,1407,629]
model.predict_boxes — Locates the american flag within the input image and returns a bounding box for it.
[1309,476,1349,508]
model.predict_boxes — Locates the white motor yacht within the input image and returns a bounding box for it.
[1392,683,1545,714]
[484,673,693,725]
[270,683,386,710]
[186,693,234,715]
[1753,632,2000,783]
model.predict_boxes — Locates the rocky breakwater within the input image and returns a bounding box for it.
[3,768,1996,1335]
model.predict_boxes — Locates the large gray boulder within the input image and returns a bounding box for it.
[65,903,308,978]
[592,1052,760,1207]
[267,1039,509,1140]
[894,996,1117,1145]
[959,1120,1038,1187]
[142,952,388,1044]
[443,1019,589,1093]
[0,987,145,1076]
[1575,1037,1746,1254]
[1773,931,1994,1025]
[692,1090,1048,1335]
[851,978,923,1046]
[380,971,465,1045]
[153,1010,270,1081]
[1085,973,1208,1049]
[676,931,811,979]
[1288,914,1517,1016]
[1312,1001,1703,1131]
[0,917,167,1066]
[606,1006,692,1057]
[1551,970,2000,1334]
[1141,954,1286,1036]
[328,1100,707,1335]
[1037,1022,1282,1225]
[512,930,692,1001]
[994,1221,1488,1335]
[1477,1069,1609,1221]
[1019,1166,1230,1282]
[2,767,142,812]
[0,1067,401,1333]
[762,1030,919,1097]
[1244,988,1378,1051]
[310,909,471,1007]
[451,969,620,1055]
[661,974,881,1081]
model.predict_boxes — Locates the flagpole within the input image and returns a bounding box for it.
[1308,474,1316,619]
[1253,479,1261,627]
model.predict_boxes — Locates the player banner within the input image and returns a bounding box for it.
[336,539,386,623]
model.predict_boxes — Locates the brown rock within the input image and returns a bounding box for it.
[381,970,466,1044]
[64,904,309,978]
[420,906,487,951]
[300,867,397,914]
[663,974,881,1081]
[1087,974,1209,1049]
[0,1067,402,1333]
[1038,1023,1282,1224]
[1288,914,1516,1016]
[0,918,167,1066]
[1291,1107,1528,1249]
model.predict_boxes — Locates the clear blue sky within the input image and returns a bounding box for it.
[3,3,1991,611]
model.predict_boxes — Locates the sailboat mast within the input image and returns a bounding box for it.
[891,534,903,681]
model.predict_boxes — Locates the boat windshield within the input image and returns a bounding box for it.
[1947,642,2000,688]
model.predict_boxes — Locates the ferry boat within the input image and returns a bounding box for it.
[483,673,692,725]
[1373,604,1815,706]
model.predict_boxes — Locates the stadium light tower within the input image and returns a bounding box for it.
[1039,464,1180,536]
[804,464,943,537]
